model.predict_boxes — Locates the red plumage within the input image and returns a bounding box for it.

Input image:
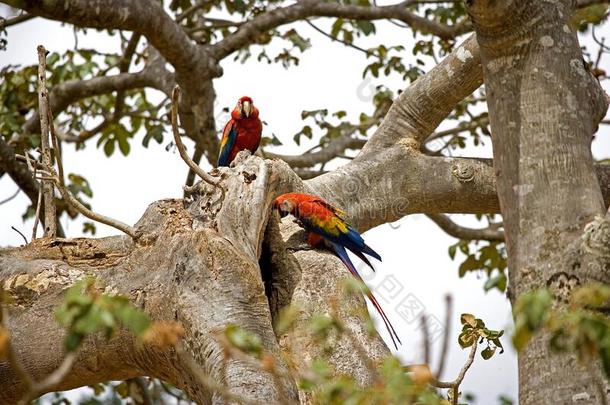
[218,96,263,167]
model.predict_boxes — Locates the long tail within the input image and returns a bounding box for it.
[330,242,401,349]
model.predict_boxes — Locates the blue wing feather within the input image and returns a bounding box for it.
[218,121,238,167]
[300,216,382,267]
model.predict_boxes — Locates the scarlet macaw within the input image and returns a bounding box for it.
[218,96,263,167]
[273,192,401,349]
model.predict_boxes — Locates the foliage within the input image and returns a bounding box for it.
[513,284,610,378]
[55,277,151,351]
[448,239,508,293]
[458,313,504,360]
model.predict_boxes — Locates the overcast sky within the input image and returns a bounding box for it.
[1,5,609,404]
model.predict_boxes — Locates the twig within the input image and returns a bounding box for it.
[10,226,28,244]
[305,19,369,54]
[37,45,57,237]
[433,341,478,405]
[170,85,224,195]
[31,188,42,240]
[0,188,20,205]
[420,314,431,366]
[46,107,137,238]
[435,294,453,379]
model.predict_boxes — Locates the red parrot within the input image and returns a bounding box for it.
[273,192,401,349]
[217,96,263,167]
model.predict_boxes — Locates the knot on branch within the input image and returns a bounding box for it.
[452,162,475,183]
[581,215,610,260]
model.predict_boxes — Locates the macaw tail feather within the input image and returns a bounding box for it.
[330,242,401,350]
[345,229,382,263]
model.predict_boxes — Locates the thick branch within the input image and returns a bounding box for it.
[0,137,39,206]
[4,0,216,77]
[211,0,470,59]
[0,13,35,28]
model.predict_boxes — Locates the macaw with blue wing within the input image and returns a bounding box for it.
[273,192,401,349]
[218,96,262,167]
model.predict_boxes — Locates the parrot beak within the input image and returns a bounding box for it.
[242,100,251,118]
[273,200,289,218]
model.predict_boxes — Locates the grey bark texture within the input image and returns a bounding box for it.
[468,0,610,403]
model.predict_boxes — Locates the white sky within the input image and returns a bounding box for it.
[1,5,610,404]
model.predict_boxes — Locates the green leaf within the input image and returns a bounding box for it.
[103,139,115,157]
[481,346,495,360]
[460,313,476,327]
[484,272,507,292]
[64,333,84,352]
[224,325,263,356]
[448,244,457,260]
[355,20,375,36]
[458,331,475,348]
[458,255,479,277]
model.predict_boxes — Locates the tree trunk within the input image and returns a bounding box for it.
[468,1,610,403]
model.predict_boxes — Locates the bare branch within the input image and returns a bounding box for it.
[427,213,505,241]
[31,187,42,240]
[0,188,20,206]
[0,137,39,205]
[37,45,57,238]
[432,340,478,405]
[435,295,453,379]
[170,85,224,192]
[44,107,138,238]
[9,227,27,245]
[0,13,35,28]
[306,19,369,54]
[420,315,431,366]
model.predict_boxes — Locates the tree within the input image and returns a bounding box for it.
[0,0,609,404]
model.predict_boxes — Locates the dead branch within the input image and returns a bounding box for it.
[435,295,453,379]
[37,45,57,238]
[170,85,224,194]
[43,110,137,238]
[433,341,477,405]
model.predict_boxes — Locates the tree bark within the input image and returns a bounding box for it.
[468,1,610,403]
